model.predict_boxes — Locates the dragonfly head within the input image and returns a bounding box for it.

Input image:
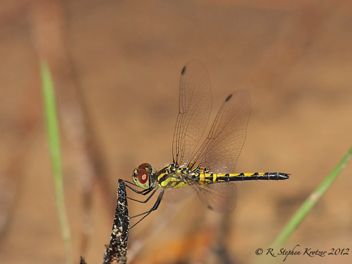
[132,163,153,189]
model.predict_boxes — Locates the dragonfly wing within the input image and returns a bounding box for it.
[172,60,212,166]
[163,185,195,203]
[193,90,251,174]
[191,182,237,212]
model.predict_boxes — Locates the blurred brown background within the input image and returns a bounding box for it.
[0,0,352,264]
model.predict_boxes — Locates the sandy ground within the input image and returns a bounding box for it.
[0,1,352,264]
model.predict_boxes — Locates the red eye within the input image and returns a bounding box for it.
[138,163,151,170]
[137,169,149,184]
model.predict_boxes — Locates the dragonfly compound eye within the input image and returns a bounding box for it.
[135,169,150,189]
[137,169,148,184]
[133,163,152,189]
[138,163,152,177]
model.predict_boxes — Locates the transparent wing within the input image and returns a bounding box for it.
[190,182,237,212]
[162,185,195,203]
[172,60,212,166]
[161,173,236,212]
[192,90,251,174]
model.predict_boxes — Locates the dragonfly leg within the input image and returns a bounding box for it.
[127,188,158,204]
[124,180,154,195]
[130,191,164,229]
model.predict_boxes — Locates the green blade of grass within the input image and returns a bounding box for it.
[271,146,352,247]
[40,60,73,264]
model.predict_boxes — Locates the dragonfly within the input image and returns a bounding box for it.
[126,59,289,226]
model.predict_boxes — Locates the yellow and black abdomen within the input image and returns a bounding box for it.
[156,163,290,189]
[203,172,290,183]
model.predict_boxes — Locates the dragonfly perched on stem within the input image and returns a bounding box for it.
[125,60,289,228]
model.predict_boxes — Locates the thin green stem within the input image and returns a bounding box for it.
[271,146,352,247]
[40,60,73,264]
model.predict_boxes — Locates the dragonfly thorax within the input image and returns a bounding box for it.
[132,163,153,189]
[153,163,199,189]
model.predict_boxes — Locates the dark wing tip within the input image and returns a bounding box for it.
[181,65,186,75]
[225,93,233,102]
